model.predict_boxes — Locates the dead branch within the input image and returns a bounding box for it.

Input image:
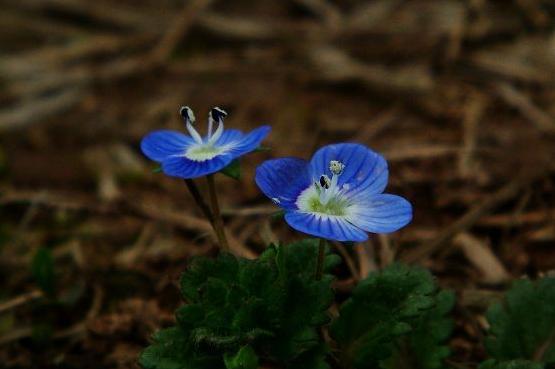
[292,0,342,30]
[495,82,555,135]
[149,0,216,64]
[333,242,359,281]
[402,164,555,263]
[0,88,84,131]
[307,45,435,95]
[454,232,510,284]
[0,290,43,314]
[354,242,377,278]
[458,93,487,178]
[12,0,161,31]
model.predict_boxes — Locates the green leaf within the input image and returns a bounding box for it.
[381,290,455,369]
[143,239,336,369]
[479,359,545,369]
[330,263,441,369]
[31,247,55,296]
[289,343,330,369]
[254,146,271,153]
[140,327,221,369]
[224,346,258,369]
[484,277,555,366]
[152,166,162,173]
[270,210,286,220]
[220,160,240,180]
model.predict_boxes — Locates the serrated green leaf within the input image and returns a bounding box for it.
[220,160,240,180]
[31,247,55,296]
[140,327,222,369]
[479,359,545,369]
[484,277,555,366]
[180,253,239,302]
[330,263,442,369]
[175,305,204,330]
[144,239,335,369]
[224,346,258,369]
[289,343,330,369]
[382,290,455,369]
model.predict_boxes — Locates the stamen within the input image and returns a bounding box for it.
[211,107,227,121]
[207,113,214,139]
[208,107,227,144]
[319,175,331,189]
[180,106,203,144]
[179,106,195,123]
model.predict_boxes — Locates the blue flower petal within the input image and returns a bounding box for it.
[346,194,412,234]
[284,211,368,242]
[141,130,194,162]
[143,124,270,178]
[226,126,271,157]
[255,158,311,209]
[215,129,243,145]
[161,153,234,179]
[309,143,388,196]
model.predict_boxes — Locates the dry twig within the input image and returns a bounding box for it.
[402,165,554,263]
[495,82,555,135]
[454,232,510,284]
[0,290,43,314]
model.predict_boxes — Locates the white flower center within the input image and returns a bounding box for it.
[296,160,351,216]
[184,143,228,161]
[179,106,231,161]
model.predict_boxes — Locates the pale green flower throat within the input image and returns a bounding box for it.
[297,160,350,216]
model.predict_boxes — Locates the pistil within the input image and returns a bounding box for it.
[319,160,345,205]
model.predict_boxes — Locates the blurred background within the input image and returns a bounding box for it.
[1,0,555,367]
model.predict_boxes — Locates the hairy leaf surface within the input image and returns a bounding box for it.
[485,277,555,366]
[140,239,338,369]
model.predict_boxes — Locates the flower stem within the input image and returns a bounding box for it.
[184,179,214,225]
[315,238,326,280]
[206,174,229,252]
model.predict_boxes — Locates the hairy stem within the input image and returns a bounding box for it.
[206,174,229,251]
[315,238,326,280]
[184,179,214,224]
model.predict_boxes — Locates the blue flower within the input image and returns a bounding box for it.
[255,143,412,242]
[141,107,270,179]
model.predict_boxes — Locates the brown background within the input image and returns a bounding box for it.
[1,0,555,367]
